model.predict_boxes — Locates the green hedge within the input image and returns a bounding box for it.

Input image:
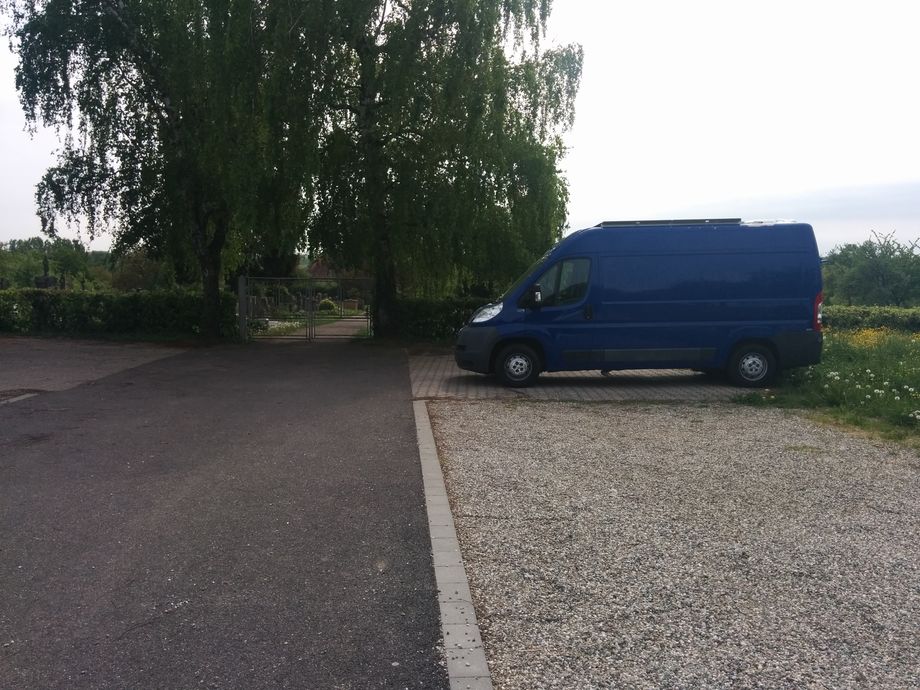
[0,288,238,337]
[391,297,488,340]
[824,305,920,332]
[386,301,920,340]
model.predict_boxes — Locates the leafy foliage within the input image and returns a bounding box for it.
[824,305,920,332]
[109,250,176,291]
[0,237,90,288]
[316,298,337,313]
[0,287,237,337]
[823,232,920,307]
[5,0,581,337]
[5,0,325,335]
[391,296,487,341]
[309,1,582,333]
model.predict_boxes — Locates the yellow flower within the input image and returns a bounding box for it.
[847,328,891,349]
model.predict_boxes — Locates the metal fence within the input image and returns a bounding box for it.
[238,277,373,340]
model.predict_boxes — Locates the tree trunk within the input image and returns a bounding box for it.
[355,37,398,338]
[195,213,229,340]
[200,253,222,339]
[367,144,397,337]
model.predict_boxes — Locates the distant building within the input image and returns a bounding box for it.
[307,255,371,281]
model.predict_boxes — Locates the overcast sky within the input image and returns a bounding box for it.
[546,0,920,251]
[1,0,918,253]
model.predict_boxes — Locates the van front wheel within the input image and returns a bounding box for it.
[728,344,777,387]
[495,344,541,388]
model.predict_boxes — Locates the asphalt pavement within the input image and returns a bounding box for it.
[0,341,447,689]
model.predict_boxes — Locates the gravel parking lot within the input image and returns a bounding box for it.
[429,401,920,689]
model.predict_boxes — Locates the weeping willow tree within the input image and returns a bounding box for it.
[309,0,582,334]
[6,0,581,337]
[5,0,327,336]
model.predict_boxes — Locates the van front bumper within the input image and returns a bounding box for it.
[454,326,499,374]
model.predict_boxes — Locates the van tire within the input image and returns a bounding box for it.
[495,344,541,388]
[728,343,777,387]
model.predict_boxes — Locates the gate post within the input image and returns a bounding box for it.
[238,275,248,341]
[307,280,314,341]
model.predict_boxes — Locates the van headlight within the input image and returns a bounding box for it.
[471,303,502,323]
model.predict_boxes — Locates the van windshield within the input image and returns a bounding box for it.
[500,248,553,301]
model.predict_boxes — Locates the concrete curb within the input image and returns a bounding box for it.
[413,400,493,690]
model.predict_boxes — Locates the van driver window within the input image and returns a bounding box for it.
[536,258,590,306]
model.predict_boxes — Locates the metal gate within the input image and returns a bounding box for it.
[238,277,373,340]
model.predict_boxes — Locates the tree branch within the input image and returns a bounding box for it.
[374,0,390,40]
[101,0,177,127]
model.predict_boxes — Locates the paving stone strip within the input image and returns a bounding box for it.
[414,400,494,690]
[410,355,739,402]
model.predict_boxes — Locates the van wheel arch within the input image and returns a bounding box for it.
[490,339,546,374]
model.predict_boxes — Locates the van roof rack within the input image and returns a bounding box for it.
[598,218,742,227]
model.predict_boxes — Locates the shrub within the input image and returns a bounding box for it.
[317,298,337,312]
[824,305,920,331]
[391,297,489,340]
[0,288,237,338]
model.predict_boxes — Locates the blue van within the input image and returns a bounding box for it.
[454,218,823,387]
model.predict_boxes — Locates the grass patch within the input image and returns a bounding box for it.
[740,328,920,446]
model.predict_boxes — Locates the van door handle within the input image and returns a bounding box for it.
[584,304,593,320]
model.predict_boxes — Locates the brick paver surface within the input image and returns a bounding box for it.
[410,355,740,402]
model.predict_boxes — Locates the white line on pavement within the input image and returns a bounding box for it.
[0,393,38,406]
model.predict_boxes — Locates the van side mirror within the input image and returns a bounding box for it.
[531,284,543,307]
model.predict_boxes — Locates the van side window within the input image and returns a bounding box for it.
[536,258,590,306]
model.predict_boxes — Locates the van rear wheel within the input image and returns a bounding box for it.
[728,343,777,387]
[495,344,541,388]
